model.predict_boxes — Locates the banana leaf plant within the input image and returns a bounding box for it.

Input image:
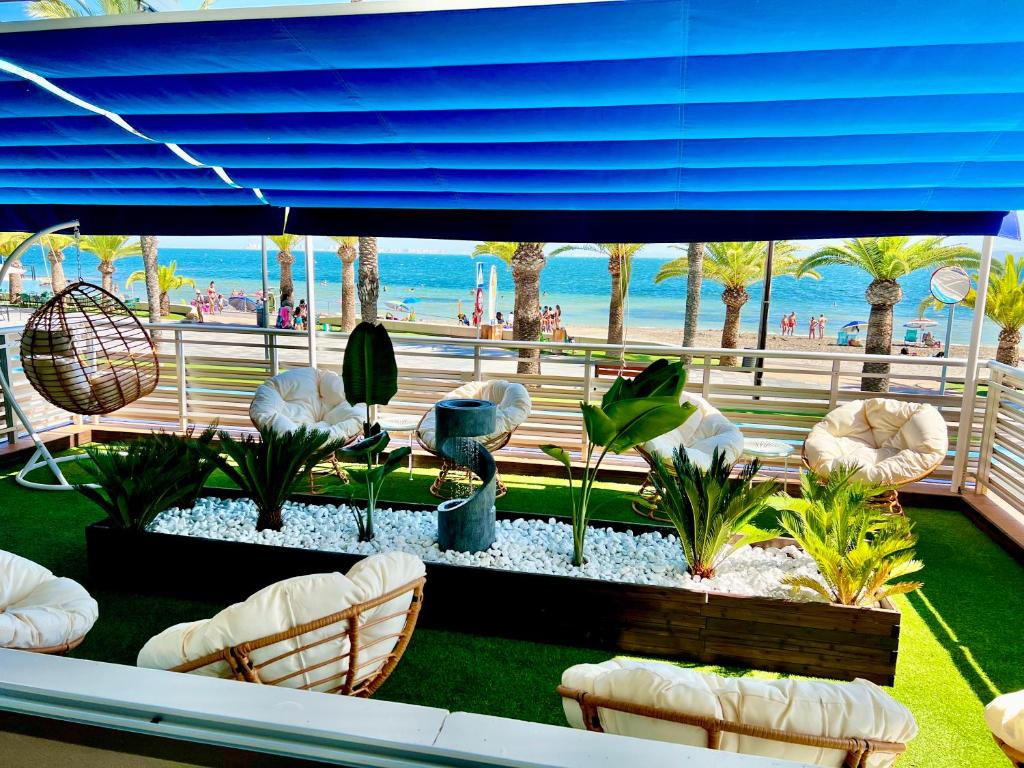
[337,431,411,541]
[541,359,696,566]
[342,321,398,437]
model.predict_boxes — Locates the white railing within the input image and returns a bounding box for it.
[974,360,1024,512]
[0,321,985,487]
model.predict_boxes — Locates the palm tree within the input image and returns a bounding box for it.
[267,234,302,307]
[799,237,979,391]
[329,236,358,331]
[126,261,195,316]
[139,235,162,323]
[28,0,213,18]
[919,254,1024,367]
[81,235,142,293]
[0,233,29,301]
[567,243,646,346]
[682,242,705,359]
[358,237,379,323]
[472,241,569,374]
[655,241,811,367]
[38,234,71,293]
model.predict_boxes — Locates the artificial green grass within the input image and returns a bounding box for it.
[1,458,1021,766]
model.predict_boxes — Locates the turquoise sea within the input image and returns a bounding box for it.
[13,245,1007,346]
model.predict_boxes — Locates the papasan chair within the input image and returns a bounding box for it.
[138,552,425,698]
[416,379,531,498]
[1,549,98,654]
[634,391,744,519]
[802,398,949,514]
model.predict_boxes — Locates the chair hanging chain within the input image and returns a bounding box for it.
[73,222,82,282]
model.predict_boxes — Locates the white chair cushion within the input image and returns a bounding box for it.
[562,658,917,768]
[0,550,98,650]
[250,367,366,444]
[987,690,1024,755]
[641,391,743,470]
[417,379,532,451]
[804,399,948,485]
[137,552,425,692]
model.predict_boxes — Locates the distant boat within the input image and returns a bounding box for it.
[228,296,259,313]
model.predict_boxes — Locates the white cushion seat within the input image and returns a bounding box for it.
[137,552,425,697]
[0,550,98,652]
[986,690,1024,763]
[561,658,917,768]
[417,379,532,451]
[803,398,948,486]
[640,391,743,470]
[249,367,366,444]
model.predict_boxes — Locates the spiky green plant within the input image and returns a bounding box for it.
[774,468,924,606]
[212,424,349,531]
[75,434,212,532]
[647,448,778,578]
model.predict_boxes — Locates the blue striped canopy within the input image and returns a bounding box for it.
[0,0,1021,239]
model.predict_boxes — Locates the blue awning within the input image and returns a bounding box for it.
[0,0,1021,238]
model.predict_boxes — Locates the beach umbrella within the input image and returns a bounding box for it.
[841,320,868,330]
[402,297,420,305]
[904,318,938,329]
[386,299,409,310]
[472,262,484,326]
[486,265,498,322]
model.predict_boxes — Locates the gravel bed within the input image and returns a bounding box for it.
[151,497,824,600]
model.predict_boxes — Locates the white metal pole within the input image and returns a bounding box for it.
[952,234,994,492]
[939,303,955,395]
[305,235,317,369]
[260,235,269,328]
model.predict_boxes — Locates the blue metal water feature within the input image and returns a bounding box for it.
[434,398,497,552]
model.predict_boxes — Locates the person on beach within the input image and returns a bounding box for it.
[818,314,827,339]
[294,299,307,330]
[780,314,787,336]
[789,312,798,337]
[495,311,504,326]
[276,303,292,329]
[809,315,818,339]
[207,281,216,307]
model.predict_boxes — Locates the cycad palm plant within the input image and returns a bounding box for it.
[655,241,812,366]
[126,260,195,314]
[798,237,979,391]
[567,243,646,347]
[330,236,359,331]
[267,234,302,307]
[919,254,1024,366]
[472,241,570,373]
[775,468,923,607]
[80,235,142,294]
[648,448,778,578]
[0,233,29,301]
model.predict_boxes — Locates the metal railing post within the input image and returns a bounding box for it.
[473,342,482,382]
[828,359,841,410]
[269,330,280,377]
[581,349,593,457]
[174,329,188,431]
[701,355,712,400]
[0,332,13,444]
[975,367,1002,495]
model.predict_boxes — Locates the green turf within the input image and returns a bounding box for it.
[1,458,1020,766]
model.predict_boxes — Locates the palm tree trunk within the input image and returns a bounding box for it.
[997,327,1021,367]
[358,237,379,323]
[606,256,625,349]
[160,292,171,314]
[278,250,295,306]
[512,242,545,374]
[719,286,747,367]
[861,278,901,392]
[140,235,162,324]
[48,248,67,293]
[98,261,115,294]
[339,245,358,331]
[7,254,22,301]
[682,242,704,362]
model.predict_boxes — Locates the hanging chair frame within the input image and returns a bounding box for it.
[0,220,93,491]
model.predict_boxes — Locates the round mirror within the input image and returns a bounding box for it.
[930,266,971,304]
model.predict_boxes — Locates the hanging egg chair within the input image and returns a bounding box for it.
[21,281,159,415]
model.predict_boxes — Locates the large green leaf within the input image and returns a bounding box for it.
[540,444,572,471]
[342,322,398,407]
[340,430,391,459]
[603,397,695,453]
[581,403,617,446]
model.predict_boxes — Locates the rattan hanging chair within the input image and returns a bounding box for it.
[21,282,159,415]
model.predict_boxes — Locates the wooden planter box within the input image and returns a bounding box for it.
[86,493,901,685]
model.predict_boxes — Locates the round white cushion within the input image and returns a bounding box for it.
[137,552,425,692]
[563,658,917,768]
[417,379,531,451]
[987,690,1024,755]
[641,391,743,470]
[803,398,948,486]
[0,550,98,651]
[250,367,366,444]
